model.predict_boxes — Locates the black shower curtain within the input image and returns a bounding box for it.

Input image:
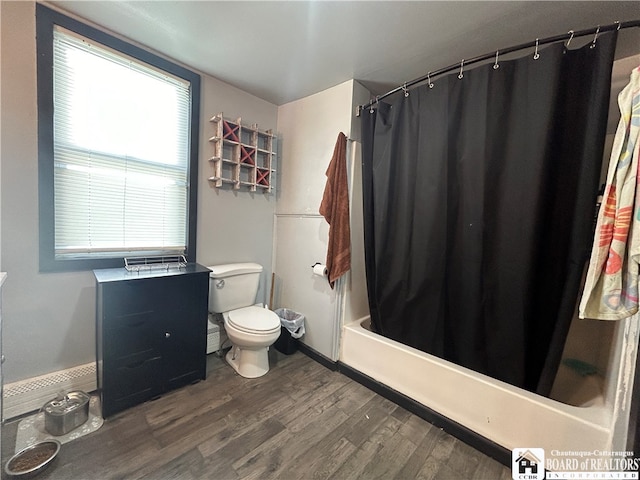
[361,32,617,394]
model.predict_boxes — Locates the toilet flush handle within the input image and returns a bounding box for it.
[216,280,225,289]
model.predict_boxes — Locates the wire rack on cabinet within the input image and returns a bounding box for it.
[124,255,187,272]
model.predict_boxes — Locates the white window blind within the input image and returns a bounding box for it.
[53,27,191,259]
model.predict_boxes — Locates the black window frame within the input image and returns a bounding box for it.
[36,4,200,272]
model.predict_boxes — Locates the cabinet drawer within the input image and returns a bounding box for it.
[100,281,156,318]
[103,352,162,398]
[103,311,158,357]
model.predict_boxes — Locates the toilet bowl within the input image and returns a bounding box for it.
[207,263,281,378]
[223,305,281,378]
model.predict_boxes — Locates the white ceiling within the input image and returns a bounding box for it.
[50,1,640,106]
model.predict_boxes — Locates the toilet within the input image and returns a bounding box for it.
[207,263,281,378]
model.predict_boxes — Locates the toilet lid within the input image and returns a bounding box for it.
[227,306,280,334]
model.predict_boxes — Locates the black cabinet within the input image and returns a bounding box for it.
[94,264,210,418]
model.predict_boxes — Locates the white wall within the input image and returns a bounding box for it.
[0,1,277,383]
[196,70,277,307]
[343,81,371,326]
[274,80,366,359]
[276,80,354,215]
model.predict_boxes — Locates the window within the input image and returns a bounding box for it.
[37,5,200,271]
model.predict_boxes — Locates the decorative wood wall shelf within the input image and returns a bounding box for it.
[208,113,277,193]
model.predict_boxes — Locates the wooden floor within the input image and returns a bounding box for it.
[2,351,511,480]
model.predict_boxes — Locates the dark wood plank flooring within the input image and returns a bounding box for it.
[1,351,511,479]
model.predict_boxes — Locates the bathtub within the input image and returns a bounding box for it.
[340,315,639,457]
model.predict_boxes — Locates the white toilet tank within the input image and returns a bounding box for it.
[208,263,263,313]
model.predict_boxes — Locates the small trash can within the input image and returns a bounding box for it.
[274,308,305,355]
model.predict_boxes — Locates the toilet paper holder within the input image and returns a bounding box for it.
[311,262,328,277]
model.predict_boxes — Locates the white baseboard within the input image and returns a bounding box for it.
[3,363,97,420]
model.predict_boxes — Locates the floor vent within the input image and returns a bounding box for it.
[3,363,97,420]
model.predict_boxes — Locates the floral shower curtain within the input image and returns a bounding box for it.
[580,65,640,320]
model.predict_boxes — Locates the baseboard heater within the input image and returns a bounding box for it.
[3,362,97,420]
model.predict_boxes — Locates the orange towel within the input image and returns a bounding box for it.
[320,132,351,289]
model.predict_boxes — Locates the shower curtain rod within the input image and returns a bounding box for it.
[356,19,640,117]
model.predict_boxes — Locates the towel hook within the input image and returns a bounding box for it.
[533,38,540,60]
[493,50,500,70]
[427,72,434,89]
[402,82,409,97]
[590,26,600,49]
[566,30,574,48]
[458,59,464,79]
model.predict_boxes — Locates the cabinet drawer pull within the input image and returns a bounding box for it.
[125,360,146,369]
[124,357,158,369]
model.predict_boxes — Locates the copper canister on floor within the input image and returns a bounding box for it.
[43,391,90,436]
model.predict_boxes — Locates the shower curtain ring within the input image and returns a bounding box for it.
[566,30,574,48]
[590,26,600,49]
[369,95,380,113]
[458,59,464,79]
[402,82,409,97]
[533,39,540,60]
[427,72,434,89]
[493,50,500,70]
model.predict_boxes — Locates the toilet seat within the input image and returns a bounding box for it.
[226,306,280,335]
